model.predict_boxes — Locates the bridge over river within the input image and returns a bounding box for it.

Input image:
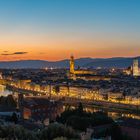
[0,79,11,85]
[1,84,140,120]
[5,84,140,112]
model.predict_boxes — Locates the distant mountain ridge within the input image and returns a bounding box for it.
[0,57,139,69]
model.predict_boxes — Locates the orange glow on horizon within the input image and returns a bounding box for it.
[0,33,140,61]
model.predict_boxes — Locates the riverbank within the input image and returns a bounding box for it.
[5,84,140,120]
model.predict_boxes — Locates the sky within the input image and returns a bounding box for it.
[0,0,140,61]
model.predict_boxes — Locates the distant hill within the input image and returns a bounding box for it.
[0,57,139,69]
[84,57,135,68]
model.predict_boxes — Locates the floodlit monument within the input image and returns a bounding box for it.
[132,58,140,76]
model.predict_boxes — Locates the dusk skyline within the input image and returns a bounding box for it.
[0,0,140,61]
[1,1,140,139]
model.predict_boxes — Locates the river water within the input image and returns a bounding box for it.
[0,85,140,120]
[0,85,13,96]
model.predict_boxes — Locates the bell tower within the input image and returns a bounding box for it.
[70,55,75,74]
[133,58,139,76]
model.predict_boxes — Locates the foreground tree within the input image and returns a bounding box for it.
[39,123,79,140]
[57,103,113,131]
[0,125,37,140]
[11,112,18,124]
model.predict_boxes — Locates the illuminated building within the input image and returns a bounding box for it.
[69,55,95,79]
[70,55,75,74]
[108,92,123,101]
[0,72,3,79]
[123,66,132,75]
[59,85,99,100]
[132,58,140,76]
[69,55,112,81]
[19,96,63,121]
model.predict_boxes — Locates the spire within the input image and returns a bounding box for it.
[70,54,74,60]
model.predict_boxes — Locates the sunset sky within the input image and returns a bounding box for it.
[0,0,140,61]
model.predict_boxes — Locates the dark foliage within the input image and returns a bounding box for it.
[56,103,113,131]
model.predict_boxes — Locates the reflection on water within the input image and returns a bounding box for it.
[0,85,12,96]
[63,105,140,120]
[1,84,140,120]
[84,107,140,120]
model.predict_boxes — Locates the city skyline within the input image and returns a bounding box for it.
[0,1,140,139]
[0,0,140,61]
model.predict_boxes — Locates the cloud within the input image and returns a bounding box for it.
[1,52,28,56]
[13,52,28,55]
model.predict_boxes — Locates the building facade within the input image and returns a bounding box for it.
[18,95,63,122]
[70,55,75,74]
[133,58,140,76]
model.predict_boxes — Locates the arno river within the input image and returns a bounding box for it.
[0,84,140,120]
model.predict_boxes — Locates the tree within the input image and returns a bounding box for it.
[0,95,17,108]
[39,123,79,140]
[57,103,113,131]
[110,123,123,140]
[11,112,18,124]
[77,102,83,114]
[0,125,38,140]
[8,95,17,107]
[53,137,67,140]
